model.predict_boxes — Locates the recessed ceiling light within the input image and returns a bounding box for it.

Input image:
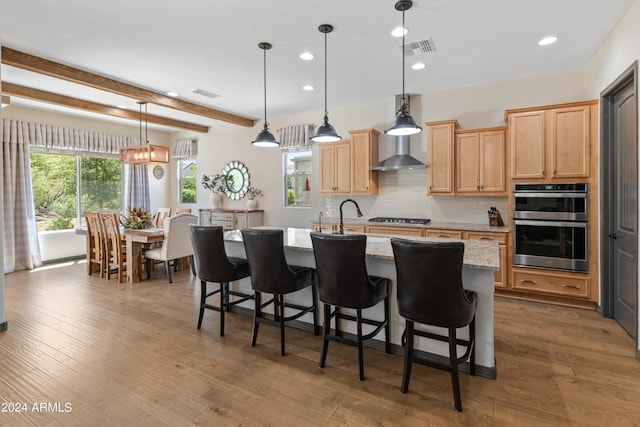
[300,52,314,60]
[116,105,128,109]
[538,36,558,46]
[412,62,426,70]
[391,26,408,37]
[166,91,179,97]
[302,85,314,91]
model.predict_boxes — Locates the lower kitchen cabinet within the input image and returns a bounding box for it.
[199,209,264,230]
[424,229,464,239]
[512,268,589,299]
[463,231,507,289]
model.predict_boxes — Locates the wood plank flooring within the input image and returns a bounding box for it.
[1,260,639,426]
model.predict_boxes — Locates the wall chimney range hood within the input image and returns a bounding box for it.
[370,95,425,171]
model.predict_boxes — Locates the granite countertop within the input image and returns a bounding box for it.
[312,217,509,233]
[225,227,500,271]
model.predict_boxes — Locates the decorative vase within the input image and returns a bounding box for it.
[246,199,257,210]
[210,192,222,209]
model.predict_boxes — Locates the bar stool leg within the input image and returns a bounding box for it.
[251,292,262,347]
[449,327,462,412]
[400,320,414,393]
[279,294,286,356]
[311,280,319,335]
[197,280,207,329]
[357,309,365,381]
[224,283,231,312]
[319,304,331,368]
[384,294,391,354]
[219,283,226,337]
[470,318,476,376]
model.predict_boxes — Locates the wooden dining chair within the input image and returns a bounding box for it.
[84,211,104,277]
[154,208,172,228]
[99,211,127,282]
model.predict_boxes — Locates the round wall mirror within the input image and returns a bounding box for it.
[222,161,250,200]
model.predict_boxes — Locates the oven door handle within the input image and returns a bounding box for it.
[513,192,587,198]
[513,219,588,228]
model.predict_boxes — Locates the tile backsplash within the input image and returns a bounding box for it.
[323,169,508,224]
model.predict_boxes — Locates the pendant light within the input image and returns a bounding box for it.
[311,24,342,143]
[119,101,169,164]
[252,42,279,147]
[385,0,422,136]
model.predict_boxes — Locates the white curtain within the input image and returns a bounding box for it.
[124,164,150,211]
[2,120,42,273]
[171,138,198,158]
[278,124,314,151]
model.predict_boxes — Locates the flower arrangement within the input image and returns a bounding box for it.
[246,186,264,200]
[122,207,152,229]
[202,173,228,193]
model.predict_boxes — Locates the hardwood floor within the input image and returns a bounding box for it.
[1,260,639,426]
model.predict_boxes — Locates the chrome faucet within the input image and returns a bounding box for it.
[339,199,363,234]
[318,211,323,233]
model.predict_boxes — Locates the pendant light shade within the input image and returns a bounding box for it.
[311,24,341,143]
[385,0,422,136]
[252,42,279,147]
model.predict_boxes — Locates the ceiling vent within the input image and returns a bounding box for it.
[191,88,221,99]
[401,38,436,56]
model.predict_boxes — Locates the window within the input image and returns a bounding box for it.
[284,150,312,207]
[30,152,123,231]
[178,159,197,204]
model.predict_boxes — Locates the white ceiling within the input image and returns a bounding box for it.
[0,0,635,131]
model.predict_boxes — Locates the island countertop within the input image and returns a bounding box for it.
[310,217,510,233]
[224,227,499,271]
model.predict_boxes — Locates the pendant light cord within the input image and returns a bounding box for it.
[324,31,328,116]
[401,7,407,107]
[263,46,268,126]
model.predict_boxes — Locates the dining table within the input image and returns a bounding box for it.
[124,228,164,283]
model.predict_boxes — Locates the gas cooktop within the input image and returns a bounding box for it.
[368,217,431,225]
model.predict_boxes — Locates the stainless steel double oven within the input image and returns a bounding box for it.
[512,183,588,272]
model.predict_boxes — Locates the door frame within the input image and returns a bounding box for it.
[599,61,638,343]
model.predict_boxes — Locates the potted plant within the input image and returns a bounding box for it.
[202,173,227,209]
[246,186,263,210]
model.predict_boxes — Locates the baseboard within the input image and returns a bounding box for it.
[42,255,84,265]
[230,306,497,380]
[0,321,7,332]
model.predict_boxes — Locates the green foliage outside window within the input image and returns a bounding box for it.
[179,160,197,204]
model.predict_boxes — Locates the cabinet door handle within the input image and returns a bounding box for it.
[477,185,480,190]
[438,234,450,238]
[562,284,581,290]
[553,170,557,176]
[541,170,545,176]
[520,279,537,284]
[480,185,484,190]
[480,237,493,241]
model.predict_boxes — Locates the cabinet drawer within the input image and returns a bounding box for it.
[513,269,589,298]
[211,212,234,221]
[424,229,463,239]
[366,226,423,237]
[343,225,366,233]
[464,231,507,245]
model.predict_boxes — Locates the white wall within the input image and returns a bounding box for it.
[1,106,171,261]
[583,0,640,351]
[173,69,587,229]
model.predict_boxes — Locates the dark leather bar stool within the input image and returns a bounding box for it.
[189,225,253,336]
[390,238,477,412]
[241,229,319,356]
[310,232,391,381]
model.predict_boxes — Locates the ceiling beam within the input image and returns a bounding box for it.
[1,46,255,128]
[2,82,210,133]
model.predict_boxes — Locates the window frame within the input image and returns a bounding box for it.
[177,158,197,205]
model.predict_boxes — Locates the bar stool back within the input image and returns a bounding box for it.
[310,232,391,381]
[241,229,318,356]
[391,238,477,412]
[189,225,253,336]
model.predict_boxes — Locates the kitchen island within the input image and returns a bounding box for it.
[223,227,500,379]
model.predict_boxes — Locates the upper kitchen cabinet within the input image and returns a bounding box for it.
[319,141,351,194]
[349,129,379,195]
[426,120,459,195]
[506,100,597,182]
[455,126,507,195]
